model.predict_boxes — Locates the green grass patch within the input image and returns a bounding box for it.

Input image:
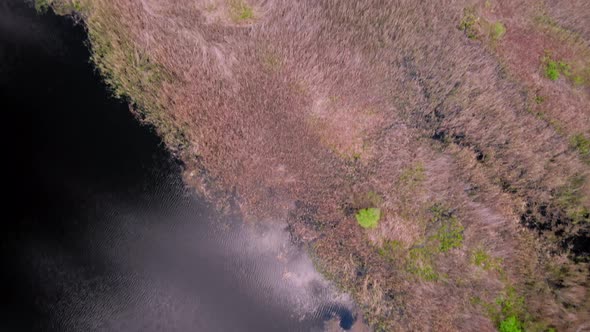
[499,316,523,332]
[434,214,464,251]
[34,0,51,13]
[407,247,439,281]
[69,0,83,11]
[399,162,426,188]
[83,3,188,151]
[475,286,554,332]
[399,205,465,281]
[545,60,560,80]
[490,22,506,40]
[541,52,590,86]
[571,133,590,161]
[534,95,545,104]
[37,0,85,14]
[496,288,526,320]
[356,208,381,229]
[261,52,282,72]
[365,191,383,206]
[556,174,590,224]
[429,204,464,251]
[472,248,503,272]
[573,75,584,85]
[228,0,254,21]
[377,238,440,281]
[479,287,527,331]
[377,240,403,262]
[543,55,572,81]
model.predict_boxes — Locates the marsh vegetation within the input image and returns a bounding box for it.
[41,0,590,330]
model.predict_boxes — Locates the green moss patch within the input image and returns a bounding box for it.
[545,57,590,86]
[490,22,506,40]
[384,205,466,281]
[499,316,523,332]
[473,286,555,332]
[356,208,381,229]
[545,60,561,80]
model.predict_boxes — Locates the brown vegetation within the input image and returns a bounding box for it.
[46,0,589,330]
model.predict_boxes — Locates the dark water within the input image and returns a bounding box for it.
[1,1,357,331]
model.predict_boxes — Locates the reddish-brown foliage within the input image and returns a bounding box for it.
[50,0,590,329]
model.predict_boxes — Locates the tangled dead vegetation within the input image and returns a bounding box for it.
[45,0,589,330]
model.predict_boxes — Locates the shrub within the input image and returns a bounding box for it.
[458,7,479,39]
[498,289,525,318]
[355,208,381,229]
[499,316,523,332]
[544,57,572,81]
[545,60,560,80]
[472,249,488,265]
[489,287,528,330]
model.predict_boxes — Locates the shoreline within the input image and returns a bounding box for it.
[41,0,589,330]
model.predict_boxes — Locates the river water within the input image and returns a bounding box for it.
[1,2,360,331]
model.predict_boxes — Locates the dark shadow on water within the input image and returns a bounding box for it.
[338,308,355,330]
[2,1,187,330]
[320,304,356,330]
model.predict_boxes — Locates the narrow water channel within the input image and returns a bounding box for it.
[1,2,359,331]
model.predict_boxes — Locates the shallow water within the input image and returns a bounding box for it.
[1,2,357,331]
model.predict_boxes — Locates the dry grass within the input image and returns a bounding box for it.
[47,0,589,330]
